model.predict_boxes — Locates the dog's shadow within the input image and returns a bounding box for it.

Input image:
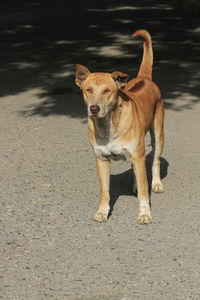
[109,151,169,217]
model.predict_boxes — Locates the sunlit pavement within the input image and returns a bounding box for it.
[0,1,200,299]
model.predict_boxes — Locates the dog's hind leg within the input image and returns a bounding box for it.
[151,100,164,193]
[94,157,110,222]
[131,163,137,195]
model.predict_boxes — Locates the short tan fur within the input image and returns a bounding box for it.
[76,30,164,224]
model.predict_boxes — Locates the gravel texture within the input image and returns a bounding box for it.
[0,1,200,299]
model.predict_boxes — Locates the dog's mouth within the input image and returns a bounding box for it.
[89,112,101,118]
[89,110,108,119]
[88,105,106,118]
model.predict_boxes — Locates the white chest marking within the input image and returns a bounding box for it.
[94,139,138,159]
[94,142,123,157]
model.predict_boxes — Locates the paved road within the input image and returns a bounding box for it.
[0,1,200,299]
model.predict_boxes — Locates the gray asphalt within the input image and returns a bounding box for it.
[0,1,200,299]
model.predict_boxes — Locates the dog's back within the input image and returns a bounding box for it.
[123,30,162,133]
[124,78,161,133]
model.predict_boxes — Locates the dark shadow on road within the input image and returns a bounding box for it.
[0,0,200,117]
[108,151,169,217]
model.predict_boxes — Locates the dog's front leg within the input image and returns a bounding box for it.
[131,153,152,224]
[94,157,110,222]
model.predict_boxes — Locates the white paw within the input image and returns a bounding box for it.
[138,211,152,224]
[138,199,152,224]
[152,182,164,193]
[93,208,109,222]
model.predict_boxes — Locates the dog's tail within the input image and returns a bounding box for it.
[133,29,153,80]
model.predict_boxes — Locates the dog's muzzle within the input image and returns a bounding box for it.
[90,105,100,116]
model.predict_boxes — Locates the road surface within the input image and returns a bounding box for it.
[0,1,200,299]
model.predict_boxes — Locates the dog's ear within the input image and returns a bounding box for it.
[76,64,90,88]
[111,71,129,89]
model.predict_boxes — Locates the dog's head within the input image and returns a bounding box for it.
[75,64,129,118]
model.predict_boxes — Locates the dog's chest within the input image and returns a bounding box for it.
[94,137,137,160]
[94,140,125,159]
[92,117,137,160]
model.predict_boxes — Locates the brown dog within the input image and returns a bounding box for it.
[75,30,164,224]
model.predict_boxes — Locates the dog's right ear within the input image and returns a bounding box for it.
[111,71,129,89]
[75,64,90,89]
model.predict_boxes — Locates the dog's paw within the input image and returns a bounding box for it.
[152,182,164,193]
[138,212,152,224]
[93,211,108,222]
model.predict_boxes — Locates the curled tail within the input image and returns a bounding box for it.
[133,29,153,80]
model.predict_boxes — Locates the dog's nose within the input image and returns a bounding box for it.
[90,105,100,115]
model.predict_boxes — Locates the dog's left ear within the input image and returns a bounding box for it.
[111,71,129,89]
[76,64,90,89]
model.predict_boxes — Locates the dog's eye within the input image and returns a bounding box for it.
[103,89,111,94]
[86,88,93,93]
